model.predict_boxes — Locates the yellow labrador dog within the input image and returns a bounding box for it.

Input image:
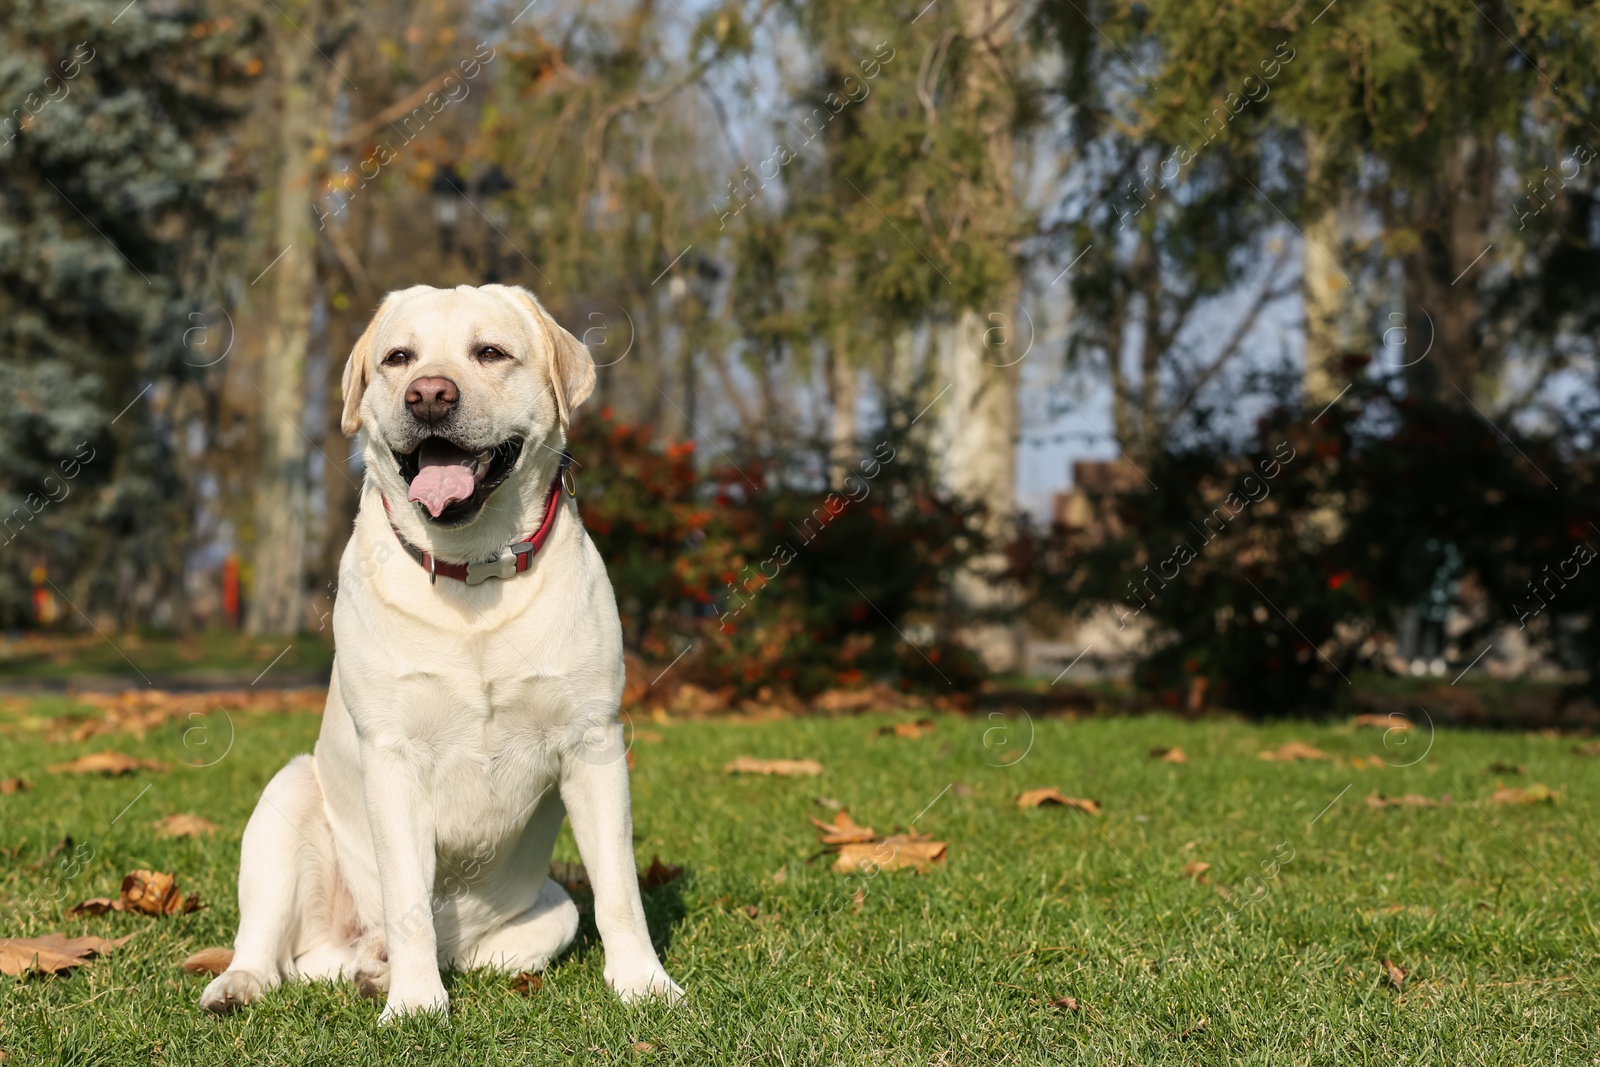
[202,284,680,1020]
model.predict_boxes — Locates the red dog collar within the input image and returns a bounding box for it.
[383,453,576,585]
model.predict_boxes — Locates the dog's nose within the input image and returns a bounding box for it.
[405,376,459,424]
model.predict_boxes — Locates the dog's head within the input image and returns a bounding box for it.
[340,284,595,530]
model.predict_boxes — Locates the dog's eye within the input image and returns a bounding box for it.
[476,346,511,363]
[382,349,414,367]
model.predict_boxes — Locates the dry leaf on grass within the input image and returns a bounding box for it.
[1048,994,1080,1012]
[807,810,877,845]
[772,865,787,884]
[833,835,947,874]
[1487,761,1525,775]
[1352,714,1410,730]
[877,719,935,740]
[48,751,170,776]
[1182,861,1211,882]
[638,856,683,891]
[0,778,29,795]
[46,688,324,743]
[1381,958,1406,991]
[1016,788,1101,816]
[153,814,218,838]
[0,932,134,976]
[65,898,119,919]
[1490,783,1560,805]
[1258,742,1331,762]
[512,971,543,995]
[71,870,200,918]
[181,947,233,975]
[723,756,822,777]
[1572,741,1600,757]
[1177,1018,1207,1040]
[120,870,194,916]
[808,809,947,874]
[1365,792,1452,809]
[1148,747,1188,764]
[632,1041,656,1052]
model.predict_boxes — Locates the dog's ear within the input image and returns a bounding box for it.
[341,296,391,436]
[506,285,595,428]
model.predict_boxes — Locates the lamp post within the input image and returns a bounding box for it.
[430,164,466,254]
[473,163,513,283]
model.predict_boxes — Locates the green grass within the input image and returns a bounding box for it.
[1,697,1597,1064]
[0,631,334,682]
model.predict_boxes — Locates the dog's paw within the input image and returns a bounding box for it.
[353,958,390,1000]
[199,969,268,1015]
[378,984,449,1024]
[607,964,684,1005]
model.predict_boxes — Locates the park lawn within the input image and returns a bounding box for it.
[0,697,1597,1065]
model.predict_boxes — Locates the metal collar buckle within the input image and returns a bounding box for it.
[464,541,534,586]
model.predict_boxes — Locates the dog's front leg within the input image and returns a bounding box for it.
[559,738,683,1003]
[361,743,449,1021]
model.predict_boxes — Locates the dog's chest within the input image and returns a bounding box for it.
[419,683,571,851]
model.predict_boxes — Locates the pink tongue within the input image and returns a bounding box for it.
[407,441,480,518]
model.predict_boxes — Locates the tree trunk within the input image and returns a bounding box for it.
[1400,134,1494,404]
[1302,130,1348,408]
[935,0,1023,672]
[246,15,326,635]
[827,312,856,487]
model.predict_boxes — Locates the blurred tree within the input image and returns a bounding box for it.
[245,0,359,635]
[0,0,252,628]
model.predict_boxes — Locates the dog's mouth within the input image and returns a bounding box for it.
[395,437,524,525]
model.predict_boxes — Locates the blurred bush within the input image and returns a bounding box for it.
[571,409,990,697]
[1024,377,1598,716]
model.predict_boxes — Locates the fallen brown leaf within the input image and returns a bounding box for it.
[1149,747,1188,764]
[1352,714,1410,730]
[512,971,543,994]
[635,730,664,744]
[951,783,975,797]
[1177,1018,1207,1040]
[878,719,935,740]
[1016,788,1101,816]
[814,796,842,810]
[849,886,865,912]
[1490,783,1560,805]
[1572,741,1600,757]
[43,688,324,743]
[181,947,233,975]
[772,865,787,885]
[833,835,947,874]
[741,904,759,919]
[1486,761,1524,775]
[153,814,219,838]
[632,1041,656,1052]
[120,870,188,916]
[1258,742,1331,762]
[1381,958,1406,991]
[0,932,134,976]
[0,778,29,795]
[1182,861,1211,882]
[808,810,877,845]
[48,751,171,776]
[65,898,119,919]
[722,756,822,778]
[638,856,683,891]
[1365,791,1452,809]
[1048,994,1079,1012]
